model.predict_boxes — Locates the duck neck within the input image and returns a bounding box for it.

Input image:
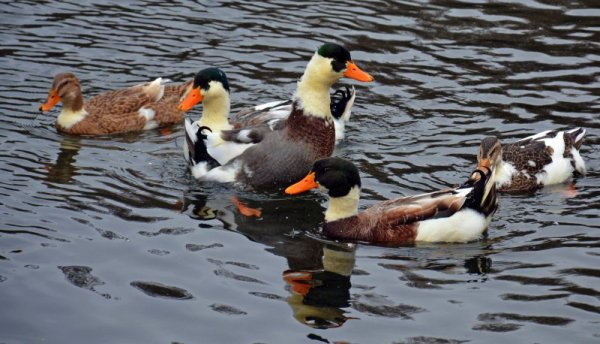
[57,89,86,129]
[198,92,231,131]
[294,55,337,119]
[325,186,360,222]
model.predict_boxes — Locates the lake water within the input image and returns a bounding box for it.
[1,1,599,343]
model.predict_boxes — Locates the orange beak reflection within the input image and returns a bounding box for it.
[285,172,319,195]
[39,89,61,112]
[177,86,204,111]
[343,61,374,82]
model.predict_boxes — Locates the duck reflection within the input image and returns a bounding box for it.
[45,136,81,184]
[283,243,357,329]
[181,192,326,268]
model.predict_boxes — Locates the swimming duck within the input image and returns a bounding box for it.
[285,138,501,245]
[185,43,374,189]
[496,128,586,192]
[179,67,356,166]
[39,72,187,135]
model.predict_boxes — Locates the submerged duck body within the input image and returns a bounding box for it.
[184,43,374,189]
[180,68,356,166]
[39,72,187,135]
[496,128,586,192]
[285,137,502,245]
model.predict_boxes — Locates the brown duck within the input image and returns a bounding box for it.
[495,128,586,192]
[184,43,374,190]
[285,137,501,245]
[39,72,188,135]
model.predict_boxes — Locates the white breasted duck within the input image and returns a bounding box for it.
[495,128,586,192]
[285,138,502,245]
[179,67,356,165]
[39,72,187,135]
[185,43,374,189]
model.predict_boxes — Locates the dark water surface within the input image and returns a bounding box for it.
[1,1,599,343]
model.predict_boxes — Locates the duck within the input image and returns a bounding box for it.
[284,137,502,245]
[184,43,374,189]
[179,67,356,166]
[496,128,586,192]
[38,72,187,135]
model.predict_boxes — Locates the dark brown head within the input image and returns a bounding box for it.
[39,72,83,112]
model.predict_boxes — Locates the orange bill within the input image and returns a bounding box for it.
[283,271,314,296]
[39,89,60,112]
[285,172,318,195]
[477,158,491,169]
[177,85,204,111]
[344,61,374,82]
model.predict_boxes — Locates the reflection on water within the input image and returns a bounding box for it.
[0,0,599,343]
[284,244,357,329]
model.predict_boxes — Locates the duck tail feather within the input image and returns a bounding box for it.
[330,85,356,122]
[184,119,220,170]
[566,127,586,150]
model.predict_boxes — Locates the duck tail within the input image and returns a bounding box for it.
[330,86,356,122]
[564,127,586,175]
[183,119,221,171]
[565,127,586,150]
[460,164,498,217]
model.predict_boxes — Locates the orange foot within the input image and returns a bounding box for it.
[231,196,262,217]
[159,127,173,136]
[560,182,578,198]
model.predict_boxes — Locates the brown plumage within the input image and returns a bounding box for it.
[39,72,189,135]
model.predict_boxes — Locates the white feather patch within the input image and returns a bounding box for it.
[536,131,573,185]
[254,100,289,111]
[57,108,88,129]
[201,161,240,183]
[518,129,552,142]
[139,107,157,129]
[494,161,517,188]
[415,208,487,243]
[205,132,254,165]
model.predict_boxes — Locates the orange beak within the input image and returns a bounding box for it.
[343,61,374,82]
[478,158,491,170]
[177,85,204,111]
[39,89,60,112]
[283,271,314,296]
[285,172,318,195]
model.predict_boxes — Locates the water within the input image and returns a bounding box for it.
[1,1,599,343]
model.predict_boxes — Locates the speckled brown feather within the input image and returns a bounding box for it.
[50,74,188,135]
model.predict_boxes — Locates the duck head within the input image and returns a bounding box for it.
[474,136,502,208]
[39,72,83,112]
[477,136,502,173]
[286,157,362,222]
[178,67,230,112]
[303,43,373,87]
